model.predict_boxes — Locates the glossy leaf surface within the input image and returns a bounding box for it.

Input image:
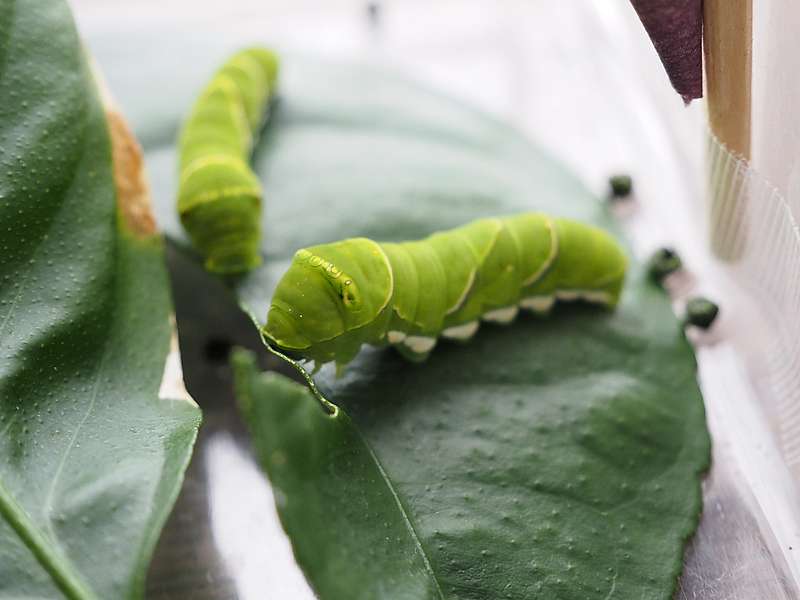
[95,32,710,598]
[0,2,200,597]
[229,59,710,599]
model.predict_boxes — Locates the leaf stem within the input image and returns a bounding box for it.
[0,480,96,599]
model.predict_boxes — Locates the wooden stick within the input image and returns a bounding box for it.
[703,0,752,158]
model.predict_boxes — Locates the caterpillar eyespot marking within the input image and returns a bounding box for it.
[177,47,279,274]
[262,213,628,371]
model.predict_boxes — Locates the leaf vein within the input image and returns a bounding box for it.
[359,438,447,600]
[0,477,95,599]
[42,343,110,534]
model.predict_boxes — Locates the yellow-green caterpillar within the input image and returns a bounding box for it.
[263,213,628,372]
[177,47,279,273]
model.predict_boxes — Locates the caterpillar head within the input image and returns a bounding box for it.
[263,239,393,366]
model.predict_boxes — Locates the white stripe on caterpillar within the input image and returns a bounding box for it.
[442,321,480,341]
[519,296,555,313]
[482,306,519,324]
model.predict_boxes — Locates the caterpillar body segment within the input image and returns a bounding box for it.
[177,47,279,274]
[263,213,628,370]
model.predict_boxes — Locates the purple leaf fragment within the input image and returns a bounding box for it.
[629,0,703,103]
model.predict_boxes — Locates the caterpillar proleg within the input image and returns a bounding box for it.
[263,213,628,371]
[177,47,279,273]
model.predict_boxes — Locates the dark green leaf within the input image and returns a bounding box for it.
[94,34,709,598]
[235,263,708,599]
[229,59,709,599]
[0,2,200,598]
[234,357,442,599]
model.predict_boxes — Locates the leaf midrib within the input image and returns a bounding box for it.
[0,289,109,600]
[0,335,105,599]
[0,225,108,600]
[0,479,95,599]
[358,430,447,600]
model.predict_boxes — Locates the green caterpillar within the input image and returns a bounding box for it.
[177,47,279,274]
[263,213,628,372]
